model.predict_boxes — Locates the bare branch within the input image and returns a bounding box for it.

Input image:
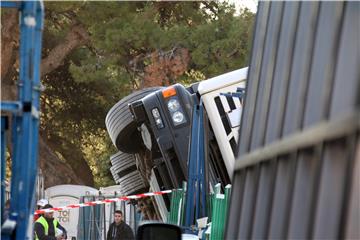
[41,24,90,76]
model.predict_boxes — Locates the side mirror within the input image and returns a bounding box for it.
[136,222,182,240]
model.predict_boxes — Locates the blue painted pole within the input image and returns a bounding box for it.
[198,103,207,218]
[184,105,199,228]
[0,2,44,239]
[0,1,20,8]
[194,101,207,221]
[1,117,8,225]
[28,0,44,219]
[15,2,43,239]
[8,114,22,236]
[195,105,201,221]
[13,2,36,237]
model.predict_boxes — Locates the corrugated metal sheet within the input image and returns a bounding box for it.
[226,1,359,239]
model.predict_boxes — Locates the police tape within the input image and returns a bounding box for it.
[34,189,172,215]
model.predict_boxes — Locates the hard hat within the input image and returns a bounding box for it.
[37,199,48,207]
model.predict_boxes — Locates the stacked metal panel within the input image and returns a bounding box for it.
[167,188,186,225]
[226,1,359,239]
[210,184,231,240]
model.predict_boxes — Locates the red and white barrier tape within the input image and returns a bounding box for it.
[34,189,172,215]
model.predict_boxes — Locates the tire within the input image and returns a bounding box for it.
[110,151,136,170]
[110,151,149,196]
[105,87,161,153]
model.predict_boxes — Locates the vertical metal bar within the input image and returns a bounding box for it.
[265,1,300,143]
[180,182,186,225]
[198,102,206,219]
[103,199,106,240]
[249,1,284,151]
[238,1,271,156]
[184,105,199,227]
[195,105,201,220]
[312,138,349,238]
[329,1,360,119]
[224,170,246,239]
[1,117,8,224]
[343,138,360,239]
[93,196,96,240]
[267,155,296,239]
[237,166,260,239]
[282,153,299,238]
[168,191,173,223]
[9,115,20,224]
[303,2,345,126]
[15,2,44,238]
[282,1,320,136]
[28,0,44,224]
[210,191,224,240]
[251,160,277,239]
[339,135,358,239]
[306,143,324,239]
[222,185,231,239]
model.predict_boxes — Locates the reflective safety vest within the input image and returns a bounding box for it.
[35,216,59,239]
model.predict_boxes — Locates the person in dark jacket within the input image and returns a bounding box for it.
[107,210,134,240]
[34,204,67,240]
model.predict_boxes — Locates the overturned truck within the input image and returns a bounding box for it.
[105,67,247,220]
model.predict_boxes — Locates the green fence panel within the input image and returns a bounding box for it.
[168,190,178,224]
[168,186,186,225]
[210,184,232,240]
[224,184,232,233]
[180,182,187,225]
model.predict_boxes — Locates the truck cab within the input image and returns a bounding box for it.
[106,67,247,220]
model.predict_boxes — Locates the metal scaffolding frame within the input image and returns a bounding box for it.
[1,1,44,239]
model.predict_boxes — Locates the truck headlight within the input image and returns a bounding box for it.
[167,99,180,112]
[166,96,187,126]
[152,108,164,129]
[172,111,185,125]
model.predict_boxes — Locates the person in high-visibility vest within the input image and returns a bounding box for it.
[34,204,67,240]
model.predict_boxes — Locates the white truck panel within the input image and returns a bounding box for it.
[200,68,247,179]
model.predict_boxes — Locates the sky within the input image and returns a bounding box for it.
[226,0,258,14]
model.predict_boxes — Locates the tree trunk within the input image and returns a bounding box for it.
[1,11,94,187]
[38,137,85,188]
[1,9,18,101]
[41,24,90,76]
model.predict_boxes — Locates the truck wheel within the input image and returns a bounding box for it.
[110,151,148,196]
[105,87,161,153]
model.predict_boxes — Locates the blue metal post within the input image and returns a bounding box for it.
[198,103,206,218]
[184,105,199,228]
[1,117,8,225]
[1,1,44,239]
[16,2,43,239]
[28,0,44,222]
[184,100,207,229]
[195,102,206,220]
[0,2,21,8]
